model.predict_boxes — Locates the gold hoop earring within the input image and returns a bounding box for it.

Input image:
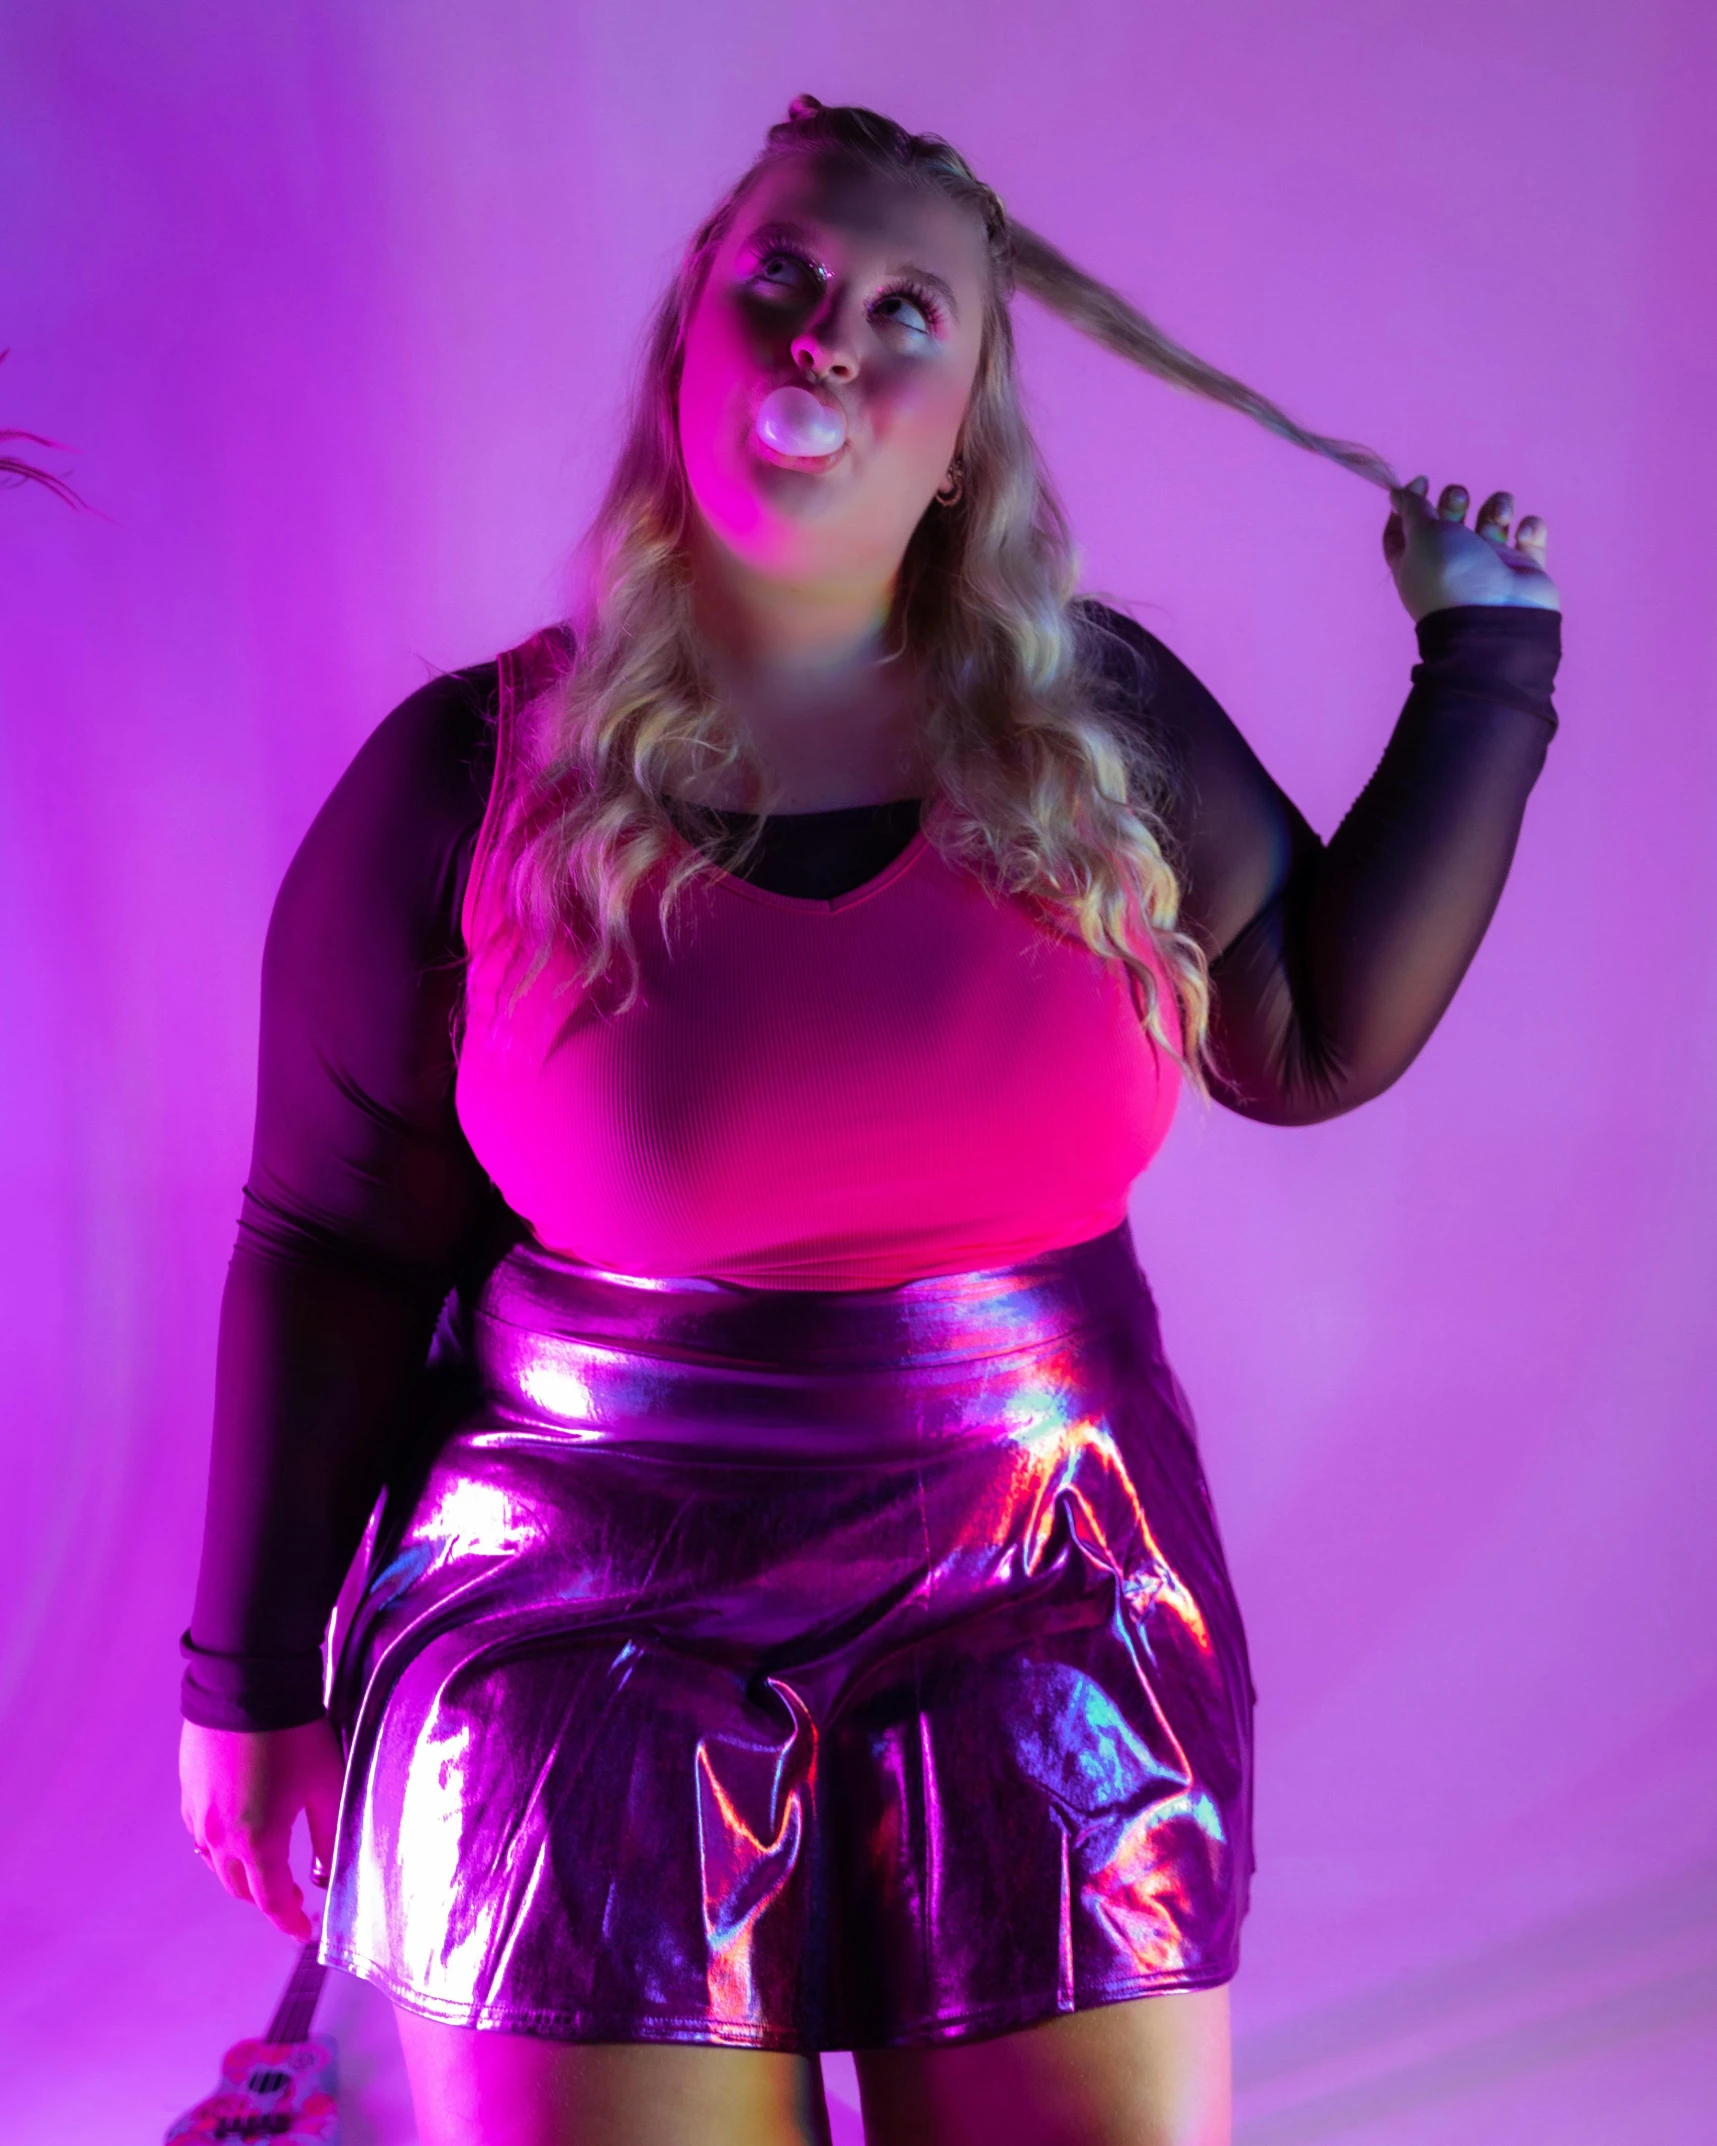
[934,460,964,507]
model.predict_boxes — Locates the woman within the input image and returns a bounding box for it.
[179,97,1561,2146]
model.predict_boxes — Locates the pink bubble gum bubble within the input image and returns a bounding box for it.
[754,385,846,459]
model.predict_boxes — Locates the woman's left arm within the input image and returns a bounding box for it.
[1099,478,1563,1124]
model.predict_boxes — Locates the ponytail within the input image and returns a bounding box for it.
[767,95,1398,493]
[1005,222,1399,493]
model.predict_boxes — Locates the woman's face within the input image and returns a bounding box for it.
[677,157,990,592]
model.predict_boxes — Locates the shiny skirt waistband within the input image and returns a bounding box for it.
[454,1223,1155,1458]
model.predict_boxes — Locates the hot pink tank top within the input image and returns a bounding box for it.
[455,632,1181,1290]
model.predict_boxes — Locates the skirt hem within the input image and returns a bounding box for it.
[320,1941,1240,2053]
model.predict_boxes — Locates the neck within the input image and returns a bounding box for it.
[686,518,897,686]
[681,521,925,812]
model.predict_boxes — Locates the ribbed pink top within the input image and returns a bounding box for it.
[455,637,1180,1290]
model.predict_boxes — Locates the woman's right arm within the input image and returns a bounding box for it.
[180,659,502,1936]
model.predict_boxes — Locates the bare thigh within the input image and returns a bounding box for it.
[393,2007,834,2146]
[853,1986,1231,2146]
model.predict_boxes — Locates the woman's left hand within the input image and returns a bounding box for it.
[1384,475,1561,623]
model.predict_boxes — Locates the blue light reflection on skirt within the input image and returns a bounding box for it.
[320,1223,1254,2051]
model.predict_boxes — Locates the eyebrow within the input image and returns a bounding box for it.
[740,218,963,322]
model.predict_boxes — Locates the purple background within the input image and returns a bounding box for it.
[2,4,1712,2140]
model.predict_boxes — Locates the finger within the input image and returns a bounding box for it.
[212,1849,256,1904]
[1515,513,1548,557]
[245,1845,313,1941]
[308,1800,339,1892]
[1385,475,1429,560]
[1476,490,1514,544]
[1437,482,1470,523]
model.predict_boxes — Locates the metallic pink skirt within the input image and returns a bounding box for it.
[320,1224,1254,2051]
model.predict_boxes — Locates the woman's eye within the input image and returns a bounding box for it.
[752,251,817,298]
[872,288,938,336]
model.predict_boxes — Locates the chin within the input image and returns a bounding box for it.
[695,495,878,584]
[727,528,876,587]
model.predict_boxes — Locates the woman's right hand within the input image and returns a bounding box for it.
[180,1717,346,1942]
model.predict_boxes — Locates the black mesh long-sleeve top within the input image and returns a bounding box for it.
[181,600,1561,1732]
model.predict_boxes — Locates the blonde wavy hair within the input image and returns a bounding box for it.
[485,95,1397,1079]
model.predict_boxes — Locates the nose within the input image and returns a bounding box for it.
[790,301,859,384]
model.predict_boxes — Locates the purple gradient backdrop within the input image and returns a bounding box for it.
[2,5,1712,2140]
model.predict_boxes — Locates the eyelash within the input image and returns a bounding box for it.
[752,249,945,332]
[880,277,945,331]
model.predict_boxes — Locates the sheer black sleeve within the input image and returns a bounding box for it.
[1079,600,1562,1122]
[180,662,504,1730]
